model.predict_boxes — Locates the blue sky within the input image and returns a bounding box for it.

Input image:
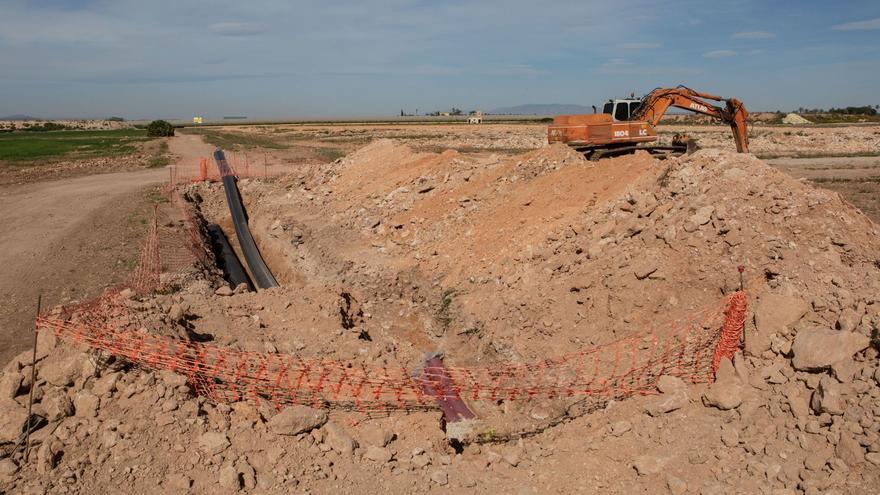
[1,0,878,119]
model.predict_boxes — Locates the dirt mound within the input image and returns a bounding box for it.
[3,140,880,494]
[783,113,813,125]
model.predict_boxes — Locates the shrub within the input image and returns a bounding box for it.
[146,120,175,137]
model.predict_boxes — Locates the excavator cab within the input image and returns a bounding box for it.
[602,99,642,122]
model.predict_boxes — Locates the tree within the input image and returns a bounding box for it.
[146,120,175,137]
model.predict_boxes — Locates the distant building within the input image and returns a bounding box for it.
[439,112,451,117]
[193,116,204,124]
[467,109,483,124]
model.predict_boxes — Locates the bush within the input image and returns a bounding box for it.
[146,120,175,137]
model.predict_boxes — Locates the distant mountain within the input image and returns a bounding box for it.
[488,104,594,115]
[0,114,39,121]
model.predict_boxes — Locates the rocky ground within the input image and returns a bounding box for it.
[1,126,880,494]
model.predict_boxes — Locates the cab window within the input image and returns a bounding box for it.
[603,102,613,115]
[630,102,641,117]
[614,102,629,121]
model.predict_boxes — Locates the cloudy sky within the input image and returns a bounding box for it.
[1,0,878,119]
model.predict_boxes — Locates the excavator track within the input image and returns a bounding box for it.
[577,144,688,161]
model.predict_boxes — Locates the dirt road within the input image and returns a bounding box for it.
[0,134,214,366]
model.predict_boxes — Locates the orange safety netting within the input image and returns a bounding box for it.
[167,154,296,185]
[35,187,749,415]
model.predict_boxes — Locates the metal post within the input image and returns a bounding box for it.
[24,294,42,463]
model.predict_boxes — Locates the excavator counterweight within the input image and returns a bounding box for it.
[548,85,749,160]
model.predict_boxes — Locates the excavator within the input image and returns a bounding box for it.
[547,86,749,160]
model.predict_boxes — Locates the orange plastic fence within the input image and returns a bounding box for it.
[35,186,749,415]
[169,154,294,184]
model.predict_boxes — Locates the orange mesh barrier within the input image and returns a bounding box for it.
[169,155,296,184]
[35,186,749,415]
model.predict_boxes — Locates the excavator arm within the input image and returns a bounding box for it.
[631,86,750,153]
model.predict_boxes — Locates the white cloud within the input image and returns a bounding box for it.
[732,30,775,39]
[703,50,737,58]
[621,42,661,49]
[831,17,880,30]
[209,22,265,37]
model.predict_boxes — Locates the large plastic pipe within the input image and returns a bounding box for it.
[206,224,255,291]
[213,149,279,290]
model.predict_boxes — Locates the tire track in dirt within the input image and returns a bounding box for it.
[0,134,214,366]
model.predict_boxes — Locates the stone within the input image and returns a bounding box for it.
[804,448,832,471]
[35,330,58,360]
[836,435,864,467]
[92,373,120,396]
[168,303,185,321]
[830,359,857,383]
[791,328,869,371]
[323,422,358,455]
[0,372,23,400]
[197,432,230,455]
[158,370,188,388]
[634,454,669,475]
[502,448,522,467]
[0,400,27,443]
[811,376,844,415]
[784,388,810,420]
[633,261,658,280]
[357,424,394,447]
[35,440,62,474]
[215,285,234,296]
[267,405,327,436]
[703,358,743,410]
[646,389,688,416]
[219,463,241,490]
[657,375,687,394]
[39,355,81,387]
[749,294,809,355]
[237,459,256,490]
[865,452,880,466]
[430,470,448,486]
[608,420,632,437]
[836,308,860,333]
[73,391,99,418]
[363,446,393,463]
[666,474,687,495]
[689,206,714,227]
[41,389,74,422]
[0,458,18,482]
[720,425,739,447]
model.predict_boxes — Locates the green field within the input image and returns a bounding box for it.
[0,129,152,164]
[179,127,289,150]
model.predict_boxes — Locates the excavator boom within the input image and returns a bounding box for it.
[631,86,750,153]
[548,85,750,159]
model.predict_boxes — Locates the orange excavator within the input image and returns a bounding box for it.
[547,86,749,160]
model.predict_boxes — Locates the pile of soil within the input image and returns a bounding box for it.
[2,140,879,494]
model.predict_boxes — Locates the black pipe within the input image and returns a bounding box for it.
[207,224,255,291]
[213,149,279,289]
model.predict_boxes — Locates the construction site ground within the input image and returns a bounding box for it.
[1,122,880,494]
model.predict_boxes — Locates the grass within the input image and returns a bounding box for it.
[180,127,289,150]
[313,146,346,162]
[436,289,457,332]
[0,129,152,164]
[147,141,171,168]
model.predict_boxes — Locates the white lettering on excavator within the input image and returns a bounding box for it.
[689,102,709,113]
[638,129,648,136]
[613,130,629,138]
